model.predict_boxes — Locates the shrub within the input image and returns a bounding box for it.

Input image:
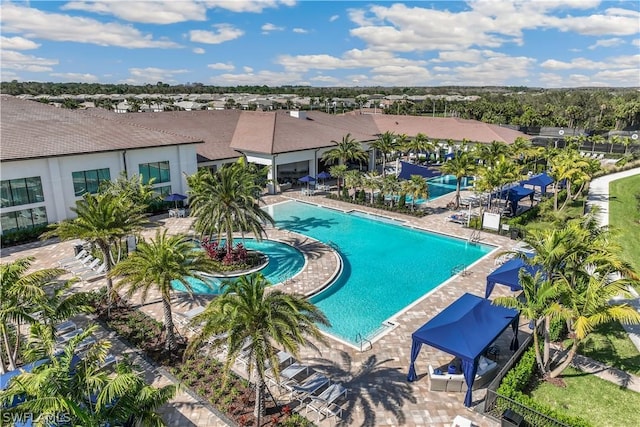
[0,224,48,247]
[497,346,592,427]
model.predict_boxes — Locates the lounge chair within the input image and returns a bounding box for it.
[57,249,88,267]
[287,372,330,404]
[60,253,94,269]
[268,362,309,389]
[78,263,107,282]
[70,259,101,275]
[54,320,77,336]
[446,212,468,224]
[306,383,348,422]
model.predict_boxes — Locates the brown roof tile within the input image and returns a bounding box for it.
[0,96,201,161]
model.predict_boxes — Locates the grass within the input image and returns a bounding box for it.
[609,174,640,273]
[530,366,640,427]
[575,321,640,376]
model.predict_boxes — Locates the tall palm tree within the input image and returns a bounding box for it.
[479,140,510,168]
[322,133,368,168]
[110,230,216,351]
[188,158,274,258]
[381,175,400,207]
[401,175,429,211]
[187,273,329,421]
[42,192,148,315]
[0,257,58,374]
[344,170,362,201]
[0,324,176,426]
[362,171,382,206]
[403,133,434,163]
[440,151,476,210]
[370,131,398,176]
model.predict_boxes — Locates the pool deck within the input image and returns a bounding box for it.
[1,189,524,427]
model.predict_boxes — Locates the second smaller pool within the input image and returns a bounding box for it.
[172,239,305,294]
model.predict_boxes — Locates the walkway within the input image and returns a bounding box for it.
[587,167,640,354]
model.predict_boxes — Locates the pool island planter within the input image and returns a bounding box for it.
[201,251,270,278]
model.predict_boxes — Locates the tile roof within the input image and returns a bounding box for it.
[0,96,202,161]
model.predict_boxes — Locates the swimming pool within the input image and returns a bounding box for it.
[171,239,305,294]
[265,201,492,346]
[425,174,474,201]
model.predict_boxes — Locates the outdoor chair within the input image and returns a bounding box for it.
[306,382,347,422]
[54,320,77,336]
[268,362,309,390]
[287,372,330,404]
[57,249,88,267]
[60,253,94,269]
[70,259,101,276]
[78,263,107,282]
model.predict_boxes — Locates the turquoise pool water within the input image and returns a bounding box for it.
[171,239,305,294]
[265,201,492,345]
[424,174,474,201]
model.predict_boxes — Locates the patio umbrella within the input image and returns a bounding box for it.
[297,175,316,189]
[164,193,187,208]
[317,171,331,185]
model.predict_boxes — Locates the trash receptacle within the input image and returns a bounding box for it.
[501,409,524,427]
[510,228,520,240]
[74,244,84,255]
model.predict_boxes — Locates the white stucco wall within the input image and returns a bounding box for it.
[1,144,198,228]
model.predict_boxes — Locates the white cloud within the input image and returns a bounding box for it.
[193,47,205,54]
[292,28,308,34]
[542,8,640,36]
[633,39,640,48]
[62,1,207,24]
[261,23,285,32]
[210,70,309,86]
[329,14,339,22]
[1,70,21,81]
[121,67,189,84]
[50,72,99,83]
[2,3,179,48]
[207,62,235,71]
[243,66,254,73]
[588,38,624,50]
[277,48,426,72]
[202,0,296,14]
[0,50,58,72]
[541,55,640,71]
[0,36,40,50]
[189,25,244,44]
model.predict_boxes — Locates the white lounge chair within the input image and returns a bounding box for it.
[306,382,348,421]
[57,249,88,267]
[78,263,107,282]
[54,320,77,336]
[287,372,330,404]
[70,258,101,275]
[268,362,309,390]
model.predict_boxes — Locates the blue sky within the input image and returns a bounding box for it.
[1,0,639,87]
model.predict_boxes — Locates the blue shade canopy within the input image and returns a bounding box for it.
[407,293,519,407]
[297,175,316,183]
[485,254,541,298]
[520,172,554,192]
[317,171,332,179]
[398,161,441,180]
[163,193,187,202]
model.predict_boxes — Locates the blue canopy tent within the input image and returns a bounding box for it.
[407,293,519,407]
[398,161,441,180]
[485,255,541,298]
[495,185,534,216]
[520,172,554,194]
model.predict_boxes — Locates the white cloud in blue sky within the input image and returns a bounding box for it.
[1,0,638,87]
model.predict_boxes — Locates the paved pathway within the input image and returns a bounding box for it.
[587,167,640,358]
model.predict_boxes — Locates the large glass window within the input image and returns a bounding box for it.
[139,161,170,185]
[1,207,48,233]
[0,177,44,208]
[154,185,172,197]
[72,168,111,196]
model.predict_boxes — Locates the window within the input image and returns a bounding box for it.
[72,168,111,196]
[1,177,44,208]
[1,207,48,233]
[154,185,172,197]
[139,161,170,185]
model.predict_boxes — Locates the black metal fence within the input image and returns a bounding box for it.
[478,334,571,427]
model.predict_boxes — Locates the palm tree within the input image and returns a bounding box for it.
[187,158,274,258]
[344,170,362,201]
[401,175,429,211]
[479,140,510,168]
[0,258,60,374]
[362,171,382,206]
[0,324,176,426]
[328,164,348,196]
[440,151,476,210]
[403,133,434,163]
[494,273,560,374]
[381,175,400,207]
[187,273,329,421]
[42,192,148,315]
[370,131,398,176]
[109,230,216,351]
[322,133,368,168]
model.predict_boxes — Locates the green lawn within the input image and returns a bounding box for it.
[530,366,640,427]
[575,321,640,376]
[609,174,640,273]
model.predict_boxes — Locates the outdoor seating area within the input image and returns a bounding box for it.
[168,208,187,218]
[446,211,469,224]
[427,355,498,392]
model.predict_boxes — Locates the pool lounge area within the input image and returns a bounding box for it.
[1,188,524,426]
